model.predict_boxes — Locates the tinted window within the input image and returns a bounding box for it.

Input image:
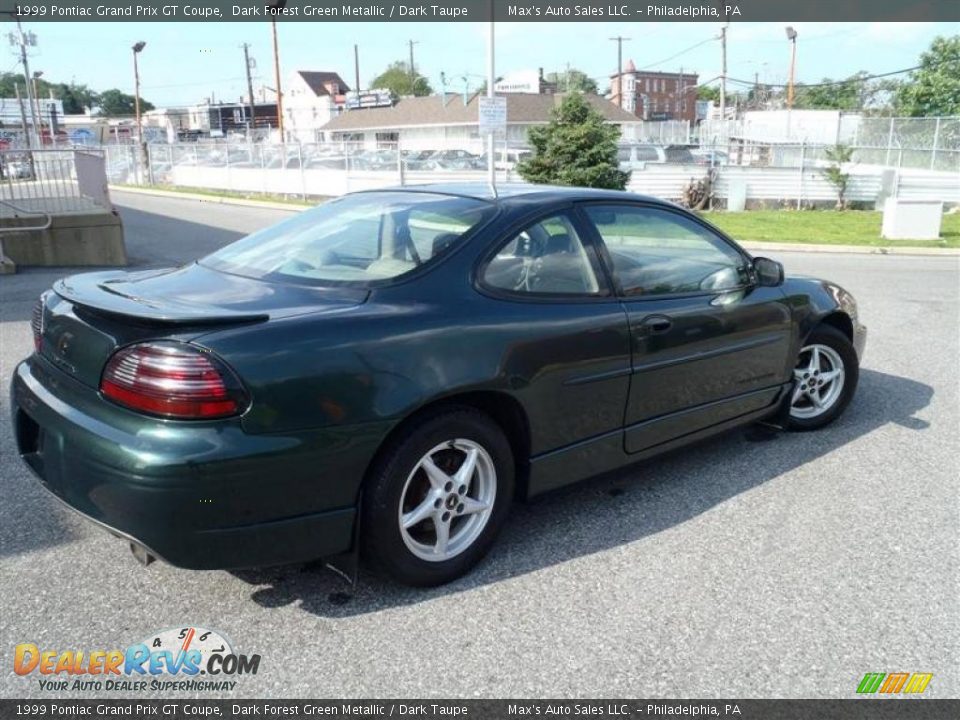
[483,214,601,296]
[202,192,493,285]
[585,205,748,296]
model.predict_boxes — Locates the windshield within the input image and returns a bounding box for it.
[200,191,494,285]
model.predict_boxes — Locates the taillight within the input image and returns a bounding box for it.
[100,342,248,420]
[31,297,44,353]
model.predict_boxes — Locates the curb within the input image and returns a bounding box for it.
[109,185,309,213]
[110,186,960,257]
[740,241,960,256]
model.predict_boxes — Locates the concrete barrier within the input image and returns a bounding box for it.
[2,210,127,267]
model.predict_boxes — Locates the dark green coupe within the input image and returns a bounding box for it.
[11,184,866,586]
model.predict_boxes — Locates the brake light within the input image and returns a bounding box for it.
[31,297,44,353]
[100,342,248,420]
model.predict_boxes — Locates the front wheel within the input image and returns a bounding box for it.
[361,408,514,586]
[786,324,859,431]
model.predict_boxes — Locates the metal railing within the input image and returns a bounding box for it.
[0,148,112,215]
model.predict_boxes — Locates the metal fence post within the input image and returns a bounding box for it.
[930,117,941,170]
[798,140,805,210]
[885,117,895,166]
[298,144,306,200]
[397,139,405,187]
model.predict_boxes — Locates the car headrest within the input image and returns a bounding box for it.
[432,232,461,258]
[544,233,573,255]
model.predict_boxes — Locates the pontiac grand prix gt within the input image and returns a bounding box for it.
[11,184,866,586]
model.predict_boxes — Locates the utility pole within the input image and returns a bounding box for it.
[609,36,630,108]
[353,44,360,96]
[14,83,30,147]
[719,22,728,122]
[241,43,256,133]
[32,71,44,140]
[271,20,284,138]
[407,39,419,94]
[11,19,40,147]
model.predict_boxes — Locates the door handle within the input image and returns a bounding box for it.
[637,315,673,335]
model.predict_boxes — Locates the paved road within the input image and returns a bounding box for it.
[1,190,958,699]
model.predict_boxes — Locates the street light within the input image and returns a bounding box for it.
[132,41,146,139]
[132,41,147,180]
[785,26,798,109]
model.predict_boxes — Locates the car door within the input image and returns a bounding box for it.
[578,203,794,454]
[477,209,632,495]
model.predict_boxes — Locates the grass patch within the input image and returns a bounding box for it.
[112,183,319,207]
[700,209,959,248]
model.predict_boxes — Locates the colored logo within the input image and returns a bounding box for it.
[13,626,260,693]
[857,672,933,694]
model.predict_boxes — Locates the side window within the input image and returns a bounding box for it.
[584,205,749,297]
[483,214,602,296]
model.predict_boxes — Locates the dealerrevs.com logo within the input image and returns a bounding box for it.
[857,673,933,695]
[14,626,260,693]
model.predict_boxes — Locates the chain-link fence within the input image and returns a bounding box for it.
[700,116,960,173]
[93,119,960,207]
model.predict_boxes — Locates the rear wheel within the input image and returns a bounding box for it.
[361,408,514,586]
[786,325,859,431]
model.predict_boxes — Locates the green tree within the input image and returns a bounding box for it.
[371,61,432,98]
[96,89,154,117]
[821,144,855,210]
[0,73,99,116]
[793,71,903,111]
[697,85,720,104]
[895,35,960,116]
[55,83,99,114]
[546,68,599,94]
[517,92,629,190]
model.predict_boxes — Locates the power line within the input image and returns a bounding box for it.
[725,59,957,89]
[636,37,717,72]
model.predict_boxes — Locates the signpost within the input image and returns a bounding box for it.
[478,96,507,135]
[483,20,498,190]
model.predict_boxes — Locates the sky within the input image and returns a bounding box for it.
[5,21,957,108]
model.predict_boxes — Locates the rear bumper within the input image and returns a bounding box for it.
[10,356,389,570]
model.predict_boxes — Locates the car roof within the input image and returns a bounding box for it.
[359,182,666,207]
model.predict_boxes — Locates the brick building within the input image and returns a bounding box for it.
[608,60,699,122]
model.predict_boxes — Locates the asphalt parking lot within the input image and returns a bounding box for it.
[1,190,957,698]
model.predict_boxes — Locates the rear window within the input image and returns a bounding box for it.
[200,191,494,285]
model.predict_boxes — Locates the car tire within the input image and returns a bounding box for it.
[785,324,859,432]
[361,407,514,586]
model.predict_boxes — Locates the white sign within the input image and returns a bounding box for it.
[478,96,507,135]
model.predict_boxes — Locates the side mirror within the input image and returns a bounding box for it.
[753,257,784,287]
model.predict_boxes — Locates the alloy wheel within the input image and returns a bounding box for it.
[398,439,497,562]
[790,343,846,419]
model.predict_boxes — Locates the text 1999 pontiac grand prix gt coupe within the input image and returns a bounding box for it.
[11,184,866,585]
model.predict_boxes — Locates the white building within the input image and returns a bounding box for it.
[283,71,350,143]
[321,92,640,152]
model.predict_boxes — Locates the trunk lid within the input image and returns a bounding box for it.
[41,264,368,389]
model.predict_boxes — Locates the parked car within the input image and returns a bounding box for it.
[426,149,482,170]
[477,149,533,172]
[2,154,35,180]
[663,145,696,164]
[617,143,666,169]
[12,185,865,586]
[691,149,730,167]
[402,150,436,171]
